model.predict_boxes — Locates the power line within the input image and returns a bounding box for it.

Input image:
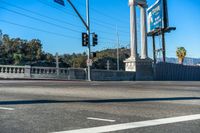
[91,20,129,34]
[36,1,130,40]
[0,19,81,40]
[77,1,129,29]
[90,6,129,24]
[100,36,129,44]
[91,18,129,31]
[0,1,129,44]
[0,0,83,29]
[38,0,129,32]
[37,0,78,18]
[0,17,128,47]
[0,6,82,33]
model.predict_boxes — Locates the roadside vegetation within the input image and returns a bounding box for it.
[0,34,130,70]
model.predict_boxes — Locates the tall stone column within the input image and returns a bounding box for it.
[140,5,148,59]
[129,0,137,60]
[124,0,138,72]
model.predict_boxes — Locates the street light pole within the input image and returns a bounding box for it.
[116,25,120,71]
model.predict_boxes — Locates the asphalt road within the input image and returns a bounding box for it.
[0,80,199,133]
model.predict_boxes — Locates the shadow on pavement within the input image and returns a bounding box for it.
[0,97,200,105]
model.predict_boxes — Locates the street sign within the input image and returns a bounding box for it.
[147,0,168,33]
[87,59,93,66]
[54,0,65,6]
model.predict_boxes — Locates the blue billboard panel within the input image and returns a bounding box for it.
[147,0,163,32]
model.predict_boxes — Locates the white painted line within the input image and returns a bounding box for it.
[87,117,116,122]
[0,107,15,111]
[52,114,200,133]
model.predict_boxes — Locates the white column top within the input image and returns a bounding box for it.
[129,0,147,6]
[129,0,135,6]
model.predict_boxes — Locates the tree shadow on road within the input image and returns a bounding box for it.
[0,97,200,105]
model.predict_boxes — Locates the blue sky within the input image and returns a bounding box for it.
[0,0,199,58]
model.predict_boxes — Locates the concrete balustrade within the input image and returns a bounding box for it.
[0,65,25,79]
[0,65,136,81]
[0,65,25,74]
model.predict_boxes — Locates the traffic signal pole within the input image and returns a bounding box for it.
[66,0,91,81]
[66,0,89,30]
[86,0,91,81]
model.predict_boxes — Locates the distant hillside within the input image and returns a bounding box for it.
[159,57,200,65]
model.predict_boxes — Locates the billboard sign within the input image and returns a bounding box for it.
[147,0,168,33]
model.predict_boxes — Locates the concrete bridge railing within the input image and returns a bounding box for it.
[0,65,135,81]
[0,65,26,79]
[0,65,87,80]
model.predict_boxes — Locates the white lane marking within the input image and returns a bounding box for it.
[87,117,116,122]
[0,107,15,111]
[52,114,200,133]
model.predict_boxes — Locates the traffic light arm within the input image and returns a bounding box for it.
[66,0,89,31]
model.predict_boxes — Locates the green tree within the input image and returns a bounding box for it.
[176,47,187,64]
[13,53,22,65]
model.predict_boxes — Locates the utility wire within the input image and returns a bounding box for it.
[0,6,82,33]
[90,6,129,24]
[0,19,80,40]
[0,0,83,29]
[37,0,78,18]
[91,20,129,34]
[38,0,129,31]
[77,0,129,28]
[0,18,129,44]
[0,1,129,44]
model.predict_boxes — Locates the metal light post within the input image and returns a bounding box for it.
[116,26,120,71]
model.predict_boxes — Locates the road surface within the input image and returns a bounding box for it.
[0,80,199,133]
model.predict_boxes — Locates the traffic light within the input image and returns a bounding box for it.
[92,52,97,58]
[82,33,89,46]
[92,33,98,46]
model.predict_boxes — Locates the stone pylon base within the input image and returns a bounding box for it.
[136,58,153,81]
[124,58,153,80]
[124,57,137,72]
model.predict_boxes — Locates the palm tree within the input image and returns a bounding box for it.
[176,47,186,64]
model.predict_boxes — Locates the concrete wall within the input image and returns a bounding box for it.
[136,59,153,81]
[91,69,135,81]
[2,63,200,81]
[31,67,86,80]
[154,62,200,81]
